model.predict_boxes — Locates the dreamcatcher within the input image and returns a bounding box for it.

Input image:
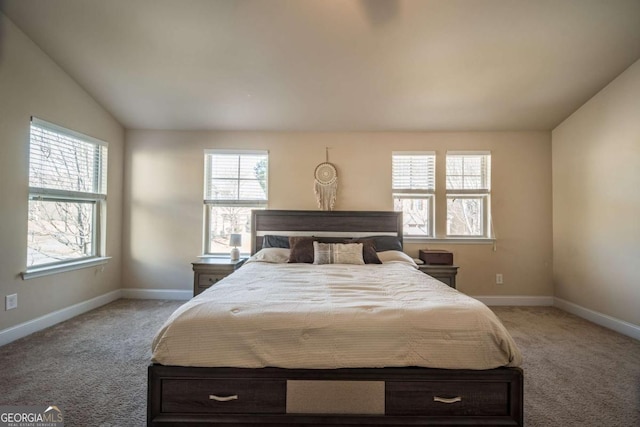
[314,148,338,211]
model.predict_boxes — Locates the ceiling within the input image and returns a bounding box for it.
[2,0,640,131]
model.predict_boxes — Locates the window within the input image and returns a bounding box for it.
[392,152,435,237]
[204,150,268,255]
[446,151,491,237]
[27,117,108,268]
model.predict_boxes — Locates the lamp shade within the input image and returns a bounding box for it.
[229,234,242,247]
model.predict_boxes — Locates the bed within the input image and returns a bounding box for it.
[148,210,523,426]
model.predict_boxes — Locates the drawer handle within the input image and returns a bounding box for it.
[433,396,462,404]
[209,394,238,402]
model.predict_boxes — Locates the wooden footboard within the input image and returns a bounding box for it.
[148,364,523,426]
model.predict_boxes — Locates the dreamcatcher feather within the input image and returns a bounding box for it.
[314,162,337,211]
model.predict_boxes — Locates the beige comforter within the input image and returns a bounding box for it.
[152,260,522,370]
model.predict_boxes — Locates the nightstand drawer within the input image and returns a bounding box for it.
[431,275,454,287]
[386,380,509,416]
[192,258,246,296]
[418,265,458,289]
[197,274,226,289]
[161,378,286,414]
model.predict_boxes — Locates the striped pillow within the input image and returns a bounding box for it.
[313,242,365,265]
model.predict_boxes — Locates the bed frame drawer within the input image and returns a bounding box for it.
[161,378,286,414]
[149,364,523,426]
[386,380,509,416]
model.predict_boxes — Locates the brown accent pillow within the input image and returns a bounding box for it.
[287,236,315,263]
[348,239,382,264]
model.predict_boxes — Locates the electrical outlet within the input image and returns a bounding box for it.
[496,274,504,285]
[6,294,18,310]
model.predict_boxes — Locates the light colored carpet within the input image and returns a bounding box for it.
[0,300,638,426]
[0,299,183,426]
[493,306,640,426]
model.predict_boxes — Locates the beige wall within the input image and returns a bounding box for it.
[123,130,552,297]
[552,59,640,326]
[0,13,124,331]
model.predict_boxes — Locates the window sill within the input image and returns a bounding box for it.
[22,257,111,280]
[404,237,496,245]
[199,254,251,259]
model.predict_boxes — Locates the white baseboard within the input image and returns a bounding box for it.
[554,297,640,341]
[121,288,192,300]
[0,289,122,347]
[473,295,554,306]
[0,288,190,347]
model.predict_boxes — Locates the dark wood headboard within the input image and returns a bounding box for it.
[251,210,403,254]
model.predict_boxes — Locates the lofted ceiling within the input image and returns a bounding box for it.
[2,0,640,131]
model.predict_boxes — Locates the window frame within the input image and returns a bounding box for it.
[203,150,269,256]
[445,151,492,238]
[24,117,109,278]
[392,151,436,238]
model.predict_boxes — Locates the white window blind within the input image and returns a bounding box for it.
[29,117,108,200]
[446,151,490,193]
[392,152,436,192]
[204,150,268,205]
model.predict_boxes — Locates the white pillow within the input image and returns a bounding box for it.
[377,250,418,268]
[313,242,365,265]
[246,248,291,264]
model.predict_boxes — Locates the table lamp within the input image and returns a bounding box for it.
[229,233,241,261]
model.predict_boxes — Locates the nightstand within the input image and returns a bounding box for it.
[418,265,459,289]
[192,258,246,296]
